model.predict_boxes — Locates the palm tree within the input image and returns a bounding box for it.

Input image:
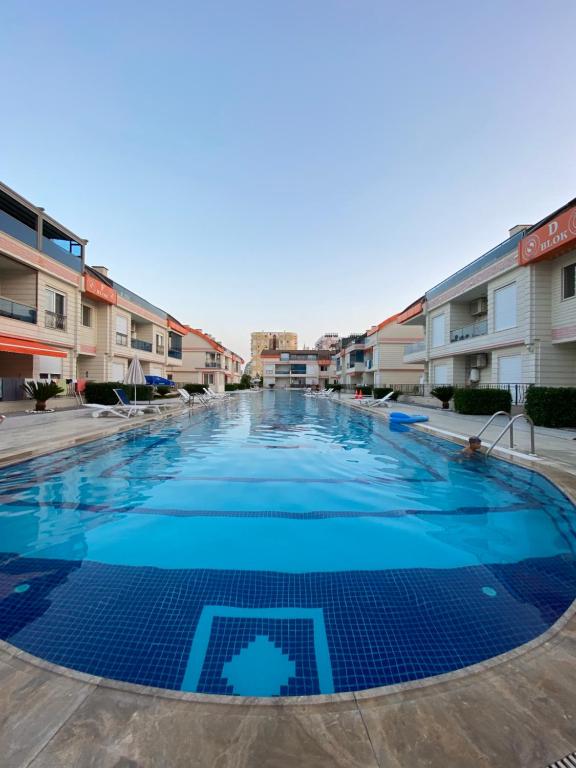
[21,381,64,411]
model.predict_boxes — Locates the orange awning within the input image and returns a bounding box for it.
[0,335,68,358]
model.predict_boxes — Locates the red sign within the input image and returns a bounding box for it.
[519,205,576,265]
[84,275,117,304]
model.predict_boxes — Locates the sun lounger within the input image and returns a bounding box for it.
[82,402,144,419]
[364,391,396,408]
[113,389,163,414]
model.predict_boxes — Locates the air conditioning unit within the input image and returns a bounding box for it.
[473,354,488,368]
[470,298,488,316]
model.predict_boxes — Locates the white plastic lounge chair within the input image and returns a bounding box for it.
[82,402,144,419]
[364,391,396,408]
[203,388,229,400]
[114,389,162,414]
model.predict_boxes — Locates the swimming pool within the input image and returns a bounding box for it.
[0,390,575,697]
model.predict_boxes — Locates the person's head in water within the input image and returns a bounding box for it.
[465,436,482,453]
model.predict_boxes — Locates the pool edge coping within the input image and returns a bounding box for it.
[1,392,576,708]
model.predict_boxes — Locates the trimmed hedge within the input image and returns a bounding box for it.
[525,386,576,428]
[183,383,205,394]
[354,385,373,396]
[330,383,342,392]
[453,388,512,415]
[84,382,153,405]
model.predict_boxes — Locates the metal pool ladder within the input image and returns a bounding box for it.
[477,411,536,457]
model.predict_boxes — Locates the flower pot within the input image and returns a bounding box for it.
[35,401,47,412]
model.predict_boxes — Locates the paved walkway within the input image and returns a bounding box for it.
[0,404,200,468]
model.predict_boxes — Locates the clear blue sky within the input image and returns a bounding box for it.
[1,1,575,361]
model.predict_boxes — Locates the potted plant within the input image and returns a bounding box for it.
[430,385,455,409]
[22,381,64,412]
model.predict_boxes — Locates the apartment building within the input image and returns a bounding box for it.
[0,181,186,401]
[400,197,576,394]
[169,327,244,392]
[315,332,340,351]
[250,331,297,377]
[262,349,332,389]
[334,318,424,390]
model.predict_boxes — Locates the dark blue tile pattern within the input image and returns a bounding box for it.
[0,554,574,694]
[198,617,319,696]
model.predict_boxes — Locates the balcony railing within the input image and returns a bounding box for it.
[0,296,36,324]
[131,338,153,352]
[450,319,488,343]
[45,310,66,331]
[168,348,182,359]
[404,340,426,355]
[204,362,221,368]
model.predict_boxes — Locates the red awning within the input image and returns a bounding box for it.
[0,335,68,358]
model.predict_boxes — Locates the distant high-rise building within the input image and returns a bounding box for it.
[315,333,340,351]
[250,331,297,377]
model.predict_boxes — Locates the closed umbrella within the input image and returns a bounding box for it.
[124,356,147,404]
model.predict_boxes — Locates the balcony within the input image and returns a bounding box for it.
[404,341,425,355]
[204,362,221,368]
[450,319,488,343]
[45,310,66,331]
[131,338,153,352]
[0,208,37,249]
[0,297,36,324]
[168,348,182,359]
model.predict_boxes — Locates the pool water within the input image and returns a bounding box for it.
[0,391,575,696]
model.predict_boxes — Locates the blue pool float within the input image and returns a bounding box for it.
[389,411,429,424]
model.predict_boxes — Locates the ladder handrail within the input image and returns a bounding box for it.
[477,411,513,449]
[485,413,536,457]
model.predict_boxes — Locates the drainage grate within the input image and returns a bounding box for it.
[548,752,576,768]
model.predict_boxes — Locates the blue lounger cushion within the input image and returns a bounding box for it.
[389,412,429,424]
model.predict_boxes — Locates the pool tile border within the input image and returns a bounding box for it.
[1,394,576,709]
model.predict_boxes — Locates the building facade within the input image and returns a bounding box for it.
[314,332,340,351]
[250,331,297,377]
[169,327,243,392]
[334,318,424,390]
[400,198,576,394]
[0,181,186,403]
[262,349,332,389]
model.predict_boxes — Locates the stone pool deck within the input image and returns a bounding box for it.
[1,397,576,766]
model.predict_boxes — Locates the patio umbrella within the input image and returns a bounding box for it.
[124,355,147,404]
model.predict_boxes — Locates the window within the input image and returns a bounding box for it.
[202,373,214,385]
[81,305,92,327]
[115,315,128,346]
[112,362,125,380]
[156,333,165,353]
[494,282,517,331]
[280,352,289,361]
[562,263,576,300]
[498,354,522,384]
[433,364,448,384]
[45,288,66,330]
[431,314,445,348]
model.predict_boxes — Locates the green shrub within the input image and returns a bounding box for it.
[155,385,172,397]
[84,382,153,405]
[225,383,240,391]
[373,387,400,401]
[330,383,342,392]
[525,386,576,427]
[240,374,251,388]
[430,386,455,405]
[354,385,373,396]
[453,387,512,415]
[183,383,205,394]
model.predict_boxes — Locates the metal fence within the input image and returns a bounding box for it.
[339,382,533,406]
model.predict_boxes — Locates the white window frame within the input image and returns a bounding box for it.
[493,282,517,331]
[562,263,576,301]
[46,287,66,315]
[431,314,446,348]
[81,304,92,327]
